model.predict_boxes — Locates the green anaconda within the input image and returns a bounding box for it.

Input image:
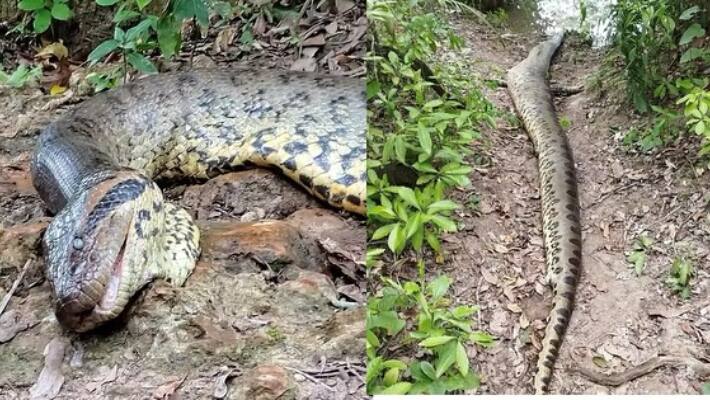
[31,69,365,332]
[506,34,582,393]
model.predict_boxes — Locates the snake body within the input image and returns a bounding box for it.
[506,34,582,393]
[31,69,365,332]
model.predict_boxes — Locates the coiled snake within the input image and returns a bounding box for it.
[31,69,365,332]
[506,34,582,393]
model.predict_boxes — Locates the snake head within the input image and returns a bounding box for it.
[43,171,161,332]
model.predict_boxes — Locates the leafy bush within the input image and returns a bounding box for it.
[367,0,495,261]
[18,0,72,33]
[610,1,710,160]
[611,0,708,113]
[366,275,494,394]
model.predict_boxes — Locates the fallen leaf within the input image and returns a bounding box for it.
[290,57,317,72]
[213,27,239,53]
[302,47,319,58]
[50,84,67,96]
[302,34,326,47]
[30,337,67,400]
[592,355,608,368]
[325,21,338,35]
[335,0,356,14]
[35,42,68,61]
[494,243,509,254]
[153,375,187,399]
[506,303,523,313]
[0,309,39,343]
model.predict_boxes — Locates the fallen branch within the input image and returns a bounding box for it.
[0,259,32,317]
[571,356,710,387]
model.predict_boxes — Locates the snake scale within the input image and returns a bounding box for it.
[506,34,582,394]
[31,69,365,332]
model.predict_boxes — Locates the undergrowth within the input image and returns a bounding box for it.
[602,0,710,162]
[366,0,496,394]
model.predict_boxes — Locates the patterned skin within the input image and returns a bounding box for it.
[31,69,365,332]
[507,34,583,394]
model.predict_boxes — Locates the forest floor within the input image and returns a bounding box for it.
[435,14,710,394]
[0,3,367,400]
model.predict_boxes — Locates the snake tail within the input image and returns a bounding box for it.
[506,33,582,394]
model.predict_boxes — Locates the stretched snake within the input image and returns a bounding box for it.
[506,34,582,393]
[31,69,366,332]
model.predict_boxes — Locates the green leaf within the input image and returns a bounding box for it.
[126,18,154,42]
[383,367,400,387]
[679,6,700,21]
[367,311,406,335]
[420,361,436,380]
[394,186,420,210]
[33,8,52,33]
[387,223,406,254]
[434,341,458,378]
[419,335,455,348]
[452,305,477,319]
[382,360,408,370]
[173,0,209,28]
[157,16,181,58]
[679,23,705,46]
[430,215,457,232]
[366,330,380,348]
[429,275,450,299]
[50,2,72,20]
[417,125,432,155]
[126,52,157,74]
[87,39,120,63]
[113,6,140,23]
[95,0,120,5]
[379,382,412,395]
[18,0,45,11]
[427,200,458,214]
[455,341,469,376]
[680,47,706,63]
[371,223,396,241]
[135,0,152,10]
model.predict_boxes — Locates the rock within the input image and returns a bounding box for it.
[319,308,365,358]
[228,364,292,400]
[278,269,338,304]
[198,220,326,274]
[0,218,50,268]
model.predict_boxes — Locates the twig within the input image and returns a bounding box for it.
[571,356,710,387]
[0,258,32,317]
[283,366,336,392]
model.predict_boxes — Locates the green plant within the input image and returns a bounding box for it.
[702,380,710,395]
[559,115,572,129]
[667,257,694,299]
[627,232,653,275]
[0,65,43,88]
[17,0,72,33]
[677,78,710,157]
[622,105,682,152]
[367,0,495,262]
[611,0,708,113]
[366,275,494,395]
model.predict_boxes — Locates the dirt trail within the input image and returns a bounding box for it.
[439,16,709,394]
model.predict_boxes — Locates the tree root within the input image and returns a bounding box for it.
[571,356,710,387]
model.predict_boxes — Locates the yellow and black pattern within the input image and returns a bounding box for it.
[507,34,582,394]
[31,69,365,332]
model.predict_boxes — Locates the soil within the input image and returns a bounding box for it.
[433,15,709,395]
[0,2,367,399]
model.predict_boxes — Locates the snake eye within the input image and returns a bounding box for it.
[72,237,84,250]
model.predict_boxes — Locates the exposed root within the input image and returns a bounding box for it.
[571,356,710,387]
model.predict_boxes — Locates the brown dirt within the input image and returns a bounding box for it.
[0,2,367,399]
[437,16,710,395]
